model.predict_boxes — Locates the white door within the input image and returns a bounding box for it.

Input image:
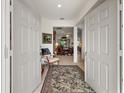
[13,1,41,93]
[85,0,118,93]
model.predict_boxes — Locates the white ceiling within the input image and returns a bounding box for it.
[21,0,87,20]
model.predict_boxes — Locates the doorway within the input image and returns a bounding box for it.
[53,27,74,65]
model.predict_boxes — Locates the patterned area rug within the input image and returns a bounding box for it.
[41,65,95,93]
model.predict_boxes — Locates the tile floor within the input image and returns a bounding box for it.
[57,55,85,71]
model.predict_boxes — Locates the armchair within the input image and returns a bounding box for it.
[41,48,60,65]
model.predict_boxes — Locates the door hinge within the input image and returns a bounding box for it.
[121,76,123,88]
[120,4,123,10]
[9,50,13,56]
[121,78,123,83]
[10,5,13,12]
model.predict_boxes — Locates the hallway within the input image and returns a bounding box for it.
[2,0,122,93]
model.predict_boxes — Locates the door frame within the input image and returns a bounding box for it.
[117,0,123,93]
[52,26,76,63]
[1,0,11,93]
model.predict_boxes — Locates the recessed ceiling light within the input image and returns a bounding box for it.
[58,4,62,8]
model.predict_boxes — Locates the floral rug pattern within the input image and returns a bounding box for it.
[41,65,95,93]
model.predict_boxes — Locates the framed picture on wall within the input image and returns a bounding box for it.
[42,33,52,44]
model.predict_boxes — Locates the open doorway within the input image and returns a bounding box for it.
[53,27,85,71]
[53,27,74,65]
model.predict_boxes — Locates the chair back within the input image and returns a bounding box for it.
[41,48,51,55]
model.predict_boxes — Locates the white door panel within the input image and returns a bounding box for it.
[85,0,118,93]
[13,1,41,93]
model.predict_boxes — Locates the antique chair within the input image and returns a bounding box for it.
[41,48,60,65]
